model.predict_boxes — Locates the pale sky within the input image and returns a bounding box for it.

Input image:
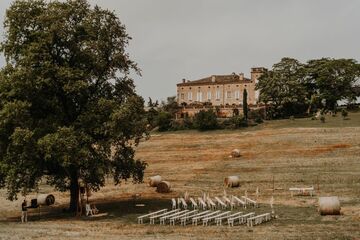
[1,0,360,102]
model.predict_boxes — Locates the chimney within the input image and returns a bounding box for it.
[182,78,186,83]
[239,73,244,80]
[211,75,216,82]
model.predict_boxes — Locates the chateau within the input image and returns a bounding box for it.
[176,67,267,107]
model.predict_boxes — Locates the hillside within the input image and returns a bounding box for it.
[0,113,360,239]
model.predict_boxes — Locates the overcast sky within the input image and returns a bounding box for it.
[1,0,359,102]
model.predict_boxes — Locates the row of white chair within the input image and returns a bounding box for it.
[247,213,271,227]
[227,212,255,227]
[138,208,270,227]
[172,195,257,211]
[137,209,167,224]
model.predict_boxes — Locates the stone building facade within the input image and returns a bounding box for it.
[176,67,267,107]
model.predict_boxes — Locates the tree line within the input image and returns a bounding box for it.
[256,57,360,119]
[146,91,263,132]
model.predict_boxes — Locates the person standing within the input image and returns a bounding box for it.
[21,199,28,223]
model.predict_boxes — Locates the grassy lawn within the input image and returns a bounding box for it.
[259,110,360,129]
[0,112,359,239]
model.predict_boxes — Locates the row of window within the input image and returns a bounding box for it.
[180,90,242,101]
[181,84,247,90]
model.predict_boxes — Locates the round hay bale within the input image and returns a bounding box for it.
[224,176,240,188]
[149,175,162,187]
[156,181,171,193]
[318,196,341,215]
[231,149,241,158]
[37,194,55,206]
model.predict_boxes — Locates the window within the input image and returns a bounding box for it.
[188,92,192,101]
[181,93,185,100]
[207,91,211,100]
[216,89,221,100]
[227,91,232,99]
[196,91,203,102]
[235,90,240,99]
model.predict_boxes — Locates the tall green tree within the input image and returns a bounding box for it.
[156,111,173,132]
[305,58,360,111]
[146,97,159,128]
[243,89,248,120]
[161,96,179,117]
[256,57,307,118]
[0,0,147,212]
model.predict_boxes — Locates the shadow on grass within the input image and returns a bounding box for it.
[1,198,171,223]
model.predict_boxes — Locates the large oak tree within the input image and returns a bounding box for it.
[0,0,147,211]
[305,58,360,111]
[256,57,307,118]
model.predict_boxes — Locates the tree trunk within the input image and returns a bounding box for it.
[69,171,79,212]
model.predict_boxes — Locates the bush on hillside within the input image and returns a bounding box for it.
[193,109,219,131]
[219,115,249,129]
[157,111,173,131]
[341,109,348,119]
[320,115,326,123]
[248,109,264,123]
[183,115,194,129]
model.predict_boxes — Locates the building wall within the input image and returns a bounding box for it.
[251,67,266,103]
[177,81,256,106]
[177,68,265,107]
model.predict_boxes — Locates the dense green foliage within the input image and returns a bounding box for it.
[256,58,308,118]
[305,58,360,111]
[257,57,360,118]
[243,89,248,120]
[341,109,348,119]
[146,97,159,128]
[0,0,147,211]
[161,96,179,117]
[156,111,173,132]
[193,109,219,131]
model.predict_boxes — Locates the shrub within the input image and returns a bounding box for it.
[156,111,173,131]
[320,115,325,123]
[341,109,348,119]
[231,116,248,128]
[146,107,159,128]
[183,115,194,129]
[254,117,263,124]
[248,109,264,123]
[220,116,248,129]
[193,109,219,131]
[169,120,184,131]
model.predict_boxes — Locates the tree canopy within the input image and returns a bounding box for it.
[305,58,360,111]
[0,0,147,211]
[256,57,360,118]
[256,57,307,118]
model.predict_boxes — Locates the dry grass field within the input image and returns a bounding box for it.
[0,113,360,239]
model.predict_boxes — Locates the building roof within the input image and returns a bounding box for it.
[177,74,252,87]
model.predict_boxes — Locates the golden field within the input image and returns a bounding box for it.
[0,113,360,240]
